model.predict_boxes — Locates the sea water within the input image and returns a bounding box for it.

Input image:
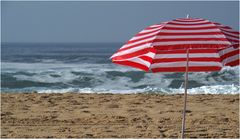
[1,42,239,94]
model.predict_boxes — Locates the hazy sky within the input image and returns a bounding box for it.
[2,1,239,43]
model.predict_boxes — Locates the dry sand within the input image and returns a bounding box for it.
[1,93,239,138]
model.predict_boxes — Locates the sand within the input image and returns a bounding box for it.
[1,93,239,138]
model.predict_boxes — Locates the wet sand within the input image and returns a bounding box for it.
[1,93,239,138]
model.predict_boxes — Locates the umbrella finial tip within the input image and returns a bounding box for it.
[187,14,190,19]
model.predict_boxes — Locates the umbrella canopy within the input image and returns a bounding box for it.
[111,18,239,72]
[110,17,239,138]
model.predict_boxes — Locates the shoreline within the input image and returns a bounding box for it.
[1,93,239,138]
[1,91,240,94]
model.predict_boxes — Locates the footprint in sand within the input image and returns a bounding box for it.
[80,106,89,109]
[131,102,142,105]
[107,103,119,108]
[84,133,93,137]
[82,110,90,113]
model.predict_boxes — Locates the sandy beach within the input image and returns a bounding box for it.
[1,93,239,138]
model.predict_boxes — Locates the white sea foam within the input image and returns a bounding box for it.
[1,62,138,73]
[35,84,239,94]
[13,70,77,83]
[2,62,239,94]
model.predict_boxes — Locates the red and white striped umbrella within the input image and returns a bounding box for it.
[111,18,239,72]
[110,17,239,138]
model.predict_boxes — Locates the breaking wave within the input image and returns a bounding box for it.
[1,62,239,94]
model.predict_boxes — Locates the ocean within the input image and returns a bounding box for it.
[1,43,239,94]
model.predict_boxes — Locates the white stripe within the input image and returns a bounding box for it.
[225,36,240,41]
[113,52,155,61]
[170,20,209,25]
[222,54,239,65]
[164,24,215,28]
[155,53,220,59]
[175,18,204,21]
[220,28,239,33]
[215,24,237,31]
[129,30,159,41]
[159,29,220,33]
[124,36,237,51]
[128,57,151,67]
[221,30,240,38]
[111,43,151,58]
[150,24,164,28]
[144,52,156,59]
[121,37,155,49]
[217,25,230,29]
[151,61,222,68]
[155,35,226,39]
[139,27,162,33]
[137,28,160,35]
[153,41,231,46]
[219,47,239,56]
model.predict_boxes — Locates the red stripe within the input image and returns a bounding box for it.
[219,26,232,29]
[157,32,224,36]
[113,60,149,72]
[127,37,238,48]
[152,58,221,63]
[162,26,218,30]
[124,35,155,46]
[113,48,152,60]
[220,29,240,35]
[122,37,234,52]
[213,22,232,29]
[174,19,205,22]
[152,38,228,42]
[168,21,212,26]
[176,18,203,21]
[151,66,221,72]
[220,49,239,61]
[135,29,159,37]
[222,33,240,39]
[156,49,218,54]
[225,59,240,66]
[118,41,152,53]
[127,34,155,44]
[154,44,228,50]
[139,55,153,63]
[225,38,240,43]
[122,38,236,54]
[213,22,220,25]
[232,44,240,48]
[122,38,236,53]
[145,25,162,30]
